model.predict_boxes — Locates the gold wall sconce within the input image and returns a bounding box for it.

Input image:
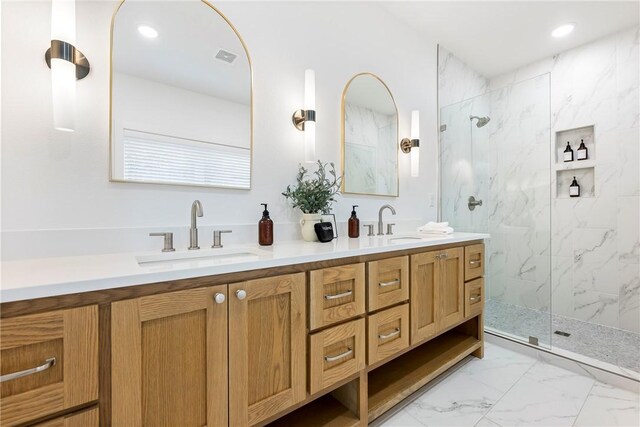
[45,0,91,132]
[400,110,420,177]
[292,69,316,163]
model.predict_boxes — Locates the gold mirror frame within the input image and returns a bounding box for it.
[340,72,399,197]
[108,0,254,189]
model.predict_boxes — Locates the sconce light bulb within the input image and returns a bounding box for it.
[304,121,316,163]
[51,0,76,132]
[411,110,420,140]
[411,147,420,178]
[304,69,315,110]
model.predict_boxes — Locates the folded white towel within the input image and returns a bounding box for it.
[417,221,454,235]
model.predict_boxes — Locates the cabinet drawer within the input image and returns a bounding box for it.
[367,256,409,312]
[309,318,365,394]
[0,306,98,427]
[35,406,99,427]
[367,304,410,365]
[309,263,366,330]
[464,244,484,281]
[465,278,484,318]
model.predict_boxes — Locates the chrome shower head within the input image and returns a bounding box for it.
[470,115,491,128]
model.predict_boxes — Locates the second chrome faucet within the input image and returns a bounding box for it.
[189,200,204,250]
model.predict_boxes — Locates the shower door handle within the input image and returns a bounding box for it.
[468,196,483,211]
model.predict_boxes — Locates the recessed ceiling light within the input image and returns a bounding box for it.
[137,25,158,39]
[551,24,575,38]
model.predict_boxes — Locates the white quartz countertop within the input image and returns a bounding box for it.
[0,232,489,303]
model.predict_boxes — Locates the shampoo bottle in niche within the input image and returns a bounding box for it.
[348,205,360,238]
[258,203,273,246]
[569,177,580,197]
[563,142,574,162]
[577,139,588,160]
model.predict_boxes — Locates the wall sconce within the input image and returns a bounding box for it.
[45,0,90,132]
[292,69,316,163]
[400,110,420,177]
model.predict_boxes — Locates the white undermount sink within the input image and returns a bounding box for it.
[136,248,265,266]
[388,234,445,244]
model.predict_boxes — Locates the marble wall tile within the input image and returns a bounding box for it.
[438,47,488,109]
[573,228,619,295]
[573,289,619,328]
[617,196,640,264]
[552,256,574,317]
[619,263,640,333]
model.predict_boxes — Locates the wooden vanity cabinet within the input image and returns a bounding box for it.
[111,286,228,427]
[229,273,307,426]
[0,306,98,427]
[0,240,483,426]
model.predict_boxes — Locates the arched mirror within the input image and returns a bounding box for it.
[341,73,398,196]
[110,0,252,189]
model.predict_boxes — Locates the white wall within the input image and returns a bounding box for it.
[1,1,439,260]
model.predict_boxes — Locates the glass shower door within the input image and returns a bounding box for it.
[440,74,553,348]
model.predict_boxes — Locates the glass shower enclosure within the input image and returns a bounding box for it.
[440,74,553,347]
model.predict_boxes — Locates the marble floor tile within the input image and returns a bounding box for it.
[402,371,503,426]
[380,409,425,426]
[484,374,588,426]
[457,342,537,393]
[379,341,639,427]
[574,382,640,426]
[474,417,502,427]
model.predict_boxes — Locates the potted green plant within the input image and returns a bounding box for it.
[282,161,342,242]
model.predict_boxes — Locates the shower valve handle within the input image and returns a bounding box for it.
[468,196,483,211]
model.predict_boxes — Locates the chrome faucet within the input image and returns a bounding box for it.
[378,204,396,236]
[189,200,204,250]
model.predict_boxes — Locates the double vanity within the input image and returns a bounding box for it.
[0,231,487,426]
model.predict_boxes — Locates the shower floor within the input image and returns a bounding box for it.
[485,299,640,373]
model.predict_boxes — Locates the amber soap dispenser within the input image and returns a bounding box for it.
[258,203,273,246]
[348,205,360,238]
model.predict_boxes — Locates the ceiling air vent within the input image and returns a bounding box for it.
[215,49,237,64]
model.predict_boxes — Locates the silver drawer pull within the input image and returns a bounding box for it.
[324,348,353,362]
[378,328,401,340]
[470,295,481,302]
[469,260,481,266]
[0,357,56,383]
[379,279,400,288]
[324,290,353,300]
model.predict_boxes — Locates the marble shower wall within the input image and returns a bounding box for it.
[439,27,640,334]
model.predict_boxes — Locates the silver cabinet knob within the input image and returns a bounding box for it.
[236,289,247,300]
[214,293,226,304]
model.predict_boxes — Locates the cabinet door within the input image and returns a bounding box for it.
[437,247,465,331]
[229,273,306,426]
[410,251,438,344]
[0,306,98,427]
[111,286,228,427]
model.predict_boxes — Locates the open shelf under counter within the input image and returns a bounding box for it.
[266,390,360,427]
[367,327,482,422]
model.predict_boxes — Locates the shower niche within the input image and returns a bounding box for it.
[554,125,595,198]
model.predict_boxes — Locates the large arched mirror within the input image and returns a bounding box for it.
[110,0,252,189]
[341,73,398,196]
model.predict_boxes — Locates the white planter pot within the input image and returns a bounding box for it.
[299,213,322,242]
